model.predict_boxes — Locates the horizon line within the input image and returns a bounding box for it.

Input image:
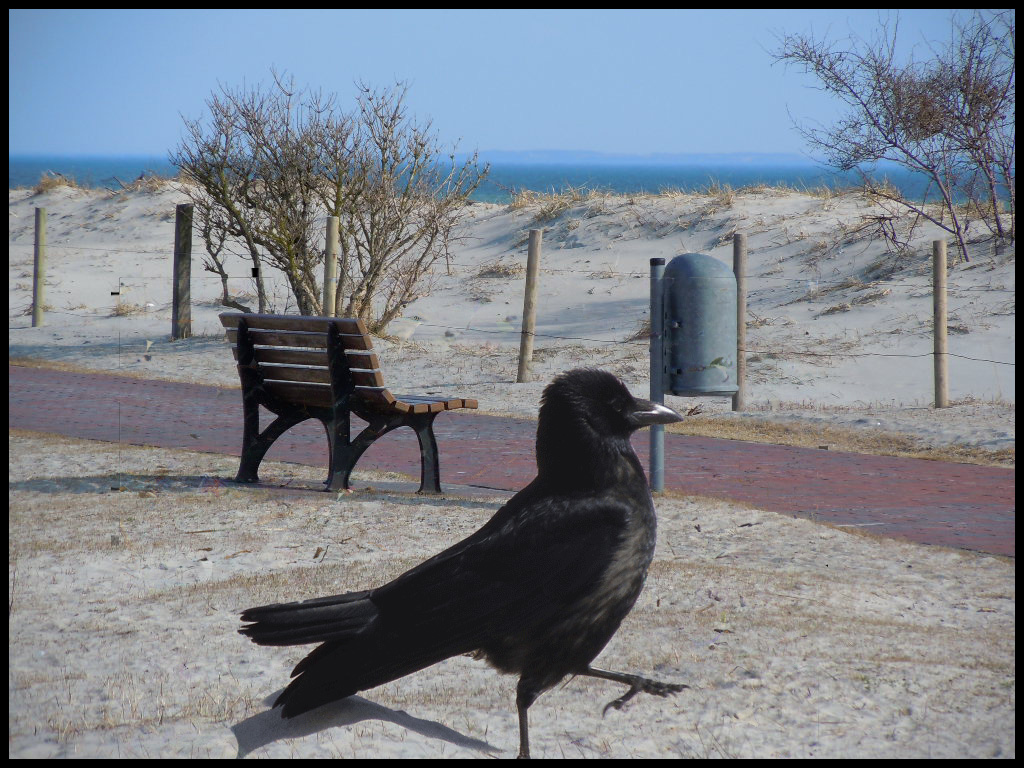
[10,149,824,161]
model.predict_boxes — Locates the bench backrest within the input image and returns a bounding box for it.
[220,313,398,411]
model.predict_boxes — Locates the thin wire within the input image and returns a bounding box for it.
[8,235,1014,362]
[416,322,1015,366]
[6,239,1016,293]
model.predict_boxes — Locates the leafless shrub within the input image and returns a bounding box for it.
[330,83,488,331]
[773,10,1015,262]
[172,73,488,330]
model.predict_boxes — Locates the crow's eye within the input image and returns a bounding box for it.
[608,395,632,412]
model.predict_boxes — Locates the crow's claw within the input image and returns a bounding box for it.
[601,678,688,716]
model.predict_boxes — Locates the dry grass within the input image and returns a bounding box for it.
[506,184,611,224]
[475,257,526,279]
[698,179,736,206]
[115,171,179,194]
[111,301,149,317]
[33,172,80,195]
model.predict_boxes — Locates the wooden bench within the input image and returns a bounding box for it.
[219,313,477,493]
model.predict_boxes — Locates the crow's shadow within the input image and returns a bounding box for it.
[231,690,500,758]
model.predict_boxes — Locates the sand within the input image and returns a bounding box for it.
[7,181,1016,758]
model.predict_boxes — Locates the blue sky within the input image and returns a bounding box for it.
[9,9,964,158]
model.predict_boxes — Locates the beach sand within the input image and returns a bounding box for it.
[8,182,1015,757]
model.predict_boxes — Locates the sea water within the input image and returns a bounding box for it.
[9,154,938,203]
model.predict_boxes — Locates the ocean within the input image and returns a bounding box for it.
[8,154,939,203]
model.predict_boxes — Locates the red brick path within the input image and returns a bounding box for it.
[8,365,1014,557]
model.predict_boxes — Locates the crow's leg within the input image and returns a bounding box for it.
[515,677,544,759]
[580,666,688,716]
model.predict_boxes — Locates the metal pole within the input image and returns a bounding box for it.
[649,257,666,492]
[171,203,193,340]
[732,233,747,411]
[32,207,46,327]
[324,216,339,317]
[517,229,542,383]
[933,240,949,408]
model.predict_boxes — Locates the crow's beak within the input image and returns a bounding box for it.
[628,399,684,428]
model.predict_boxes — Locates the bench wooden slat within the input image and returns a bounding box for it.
[265,381,333,409]
[220,313,367,336]
[225,328,325,349]
[231,352,384,387]
[235,360,385,390]
[393,398,444,414]
[260,365,332,385]
[393,395,479,411]
[353,386,396,407]
[349,369,386,388]
[345,350,381,369]
[225,328,374,352]
[231,347,330,367]
[251,348,328,367]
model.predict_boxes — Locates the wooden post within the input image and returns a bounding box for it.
[517,229,542,383]
[32,207,46,327]
[171,203,193,340]
[324,216,339,317]
[732,233,747,411]
[933,240,949,408]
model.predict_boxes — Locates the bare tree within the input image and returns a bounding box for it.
[172,75,487,328]
[194,200,253,313]
[773,11,1015,262]
[320,83,488,332]
[936,11,1015,243]
[172,73,342,314]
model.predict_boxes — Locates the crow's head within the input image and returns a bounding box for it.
[536,369,682,478]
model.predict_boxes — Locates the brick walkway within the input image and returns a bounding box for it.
[8,364,1015,557]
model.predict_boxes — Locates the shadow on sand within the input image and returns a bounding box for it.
[231,691,499,758]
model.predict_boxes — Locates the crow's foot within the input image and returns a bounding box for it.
[582,669,687,716]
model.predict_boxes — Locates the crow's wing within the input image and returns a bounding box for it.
[370,485,637,647]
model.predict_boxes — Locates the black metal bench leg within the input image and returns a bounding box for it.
[411,412,442,494]
[324,413,442,494]
[322,411,350,488]
[325,418,390,492]
[236,411,306,484]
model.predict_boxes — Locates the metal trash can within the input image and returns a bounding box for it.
[662,253,738,396]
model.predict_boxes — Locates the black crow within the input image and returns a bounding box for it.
[239,368,686,758]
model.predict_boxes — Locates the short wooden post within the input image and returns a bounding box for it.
[517,229,542,383]
[324,216,339,317]
[732,233,747,411]
[933,240,949,408]
[32,207,46,327]
[171,203,193,340]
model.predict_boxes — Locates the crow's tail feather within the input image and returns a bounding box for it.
[239,590,377,647]
[240,589,471,718]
